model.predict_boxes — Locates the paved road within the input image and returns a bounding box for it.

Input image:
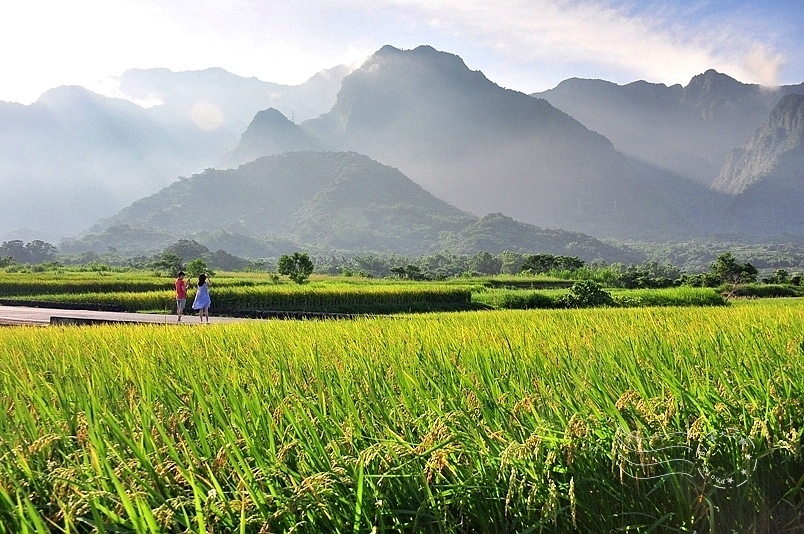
[0,305,250,326]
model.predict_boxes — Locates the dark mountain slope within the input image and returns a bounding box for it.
[91,151,476,254]
[715,94,804,233]
[83,150,641,259]
[440,213,644,263]
[301,45,680,239]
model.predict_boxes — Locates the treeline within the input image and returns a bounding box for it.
[0,240,58,266]
[314,251,803,291]
[3,239,803,292]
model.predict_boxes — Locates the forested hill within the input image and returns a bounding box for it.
[81,151,642,262]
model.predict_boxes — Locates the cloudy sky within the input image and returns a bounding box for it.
[1,0,801,104]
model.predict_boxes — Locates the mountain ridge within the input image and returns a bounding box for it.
[83,150,642,262]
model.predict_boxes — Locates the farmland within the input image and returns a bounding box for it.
[0,299,803,532]
[0,271,728,315]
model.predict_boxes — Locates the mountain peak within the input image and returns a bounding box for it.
[220,108,324,168]
[249,108,293,127]
[684,69,750,100]
[364,44,474,76]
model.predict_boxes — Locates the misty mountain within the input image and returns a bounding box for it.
[713,94,804,233]
[0,65,350,241]
[90,151,475,254]
[220,108,326,168]
[81,150,640,261]
[290,45,681,239]
[0,86,216,238]
[534,71,804,186]
[114,65,350,135]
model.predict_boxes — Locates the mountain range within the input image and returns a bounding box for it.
[3,44,804,257]
[0,67,348,240]
[70,151,643,263]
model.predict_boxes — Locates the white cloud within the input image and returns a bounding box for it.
[0,0,792,104]
[355,0,788,87]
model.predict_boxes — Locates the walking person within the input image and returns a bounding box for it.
[192,273,211,324]
[175,271,189,322]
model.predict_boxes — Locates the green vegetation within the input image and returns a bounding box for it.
[0,304,802,531]
[276,252,314,284]
[0,270,732,314]
[0,275,474,315]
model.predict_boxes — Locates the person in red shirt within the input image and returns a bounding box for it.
[175,271,189,322]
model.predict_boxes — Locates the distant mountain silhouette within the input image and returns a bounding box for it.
[534,70,804,186]
[5,44,804,249]
[83,151,641,261]
[220,108,326,168]
[114,65,350,133]
[0,65,350,240]
[0,86,210,237]
[294,45,679,238]
[714,94,804,233]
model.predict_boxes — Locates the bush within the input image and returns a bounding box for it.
[559,280,614,308]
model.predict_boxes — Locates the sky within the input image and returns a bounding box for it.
[1,0,802,105]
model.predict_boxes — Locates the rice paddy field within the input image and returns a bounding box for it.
[0,272,474,314]
[1,300,803,532]
[0,271,727,314]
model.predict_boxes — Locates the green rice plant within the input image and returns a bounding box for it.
[0,303,803,531]
[471,289,560,309]
[474,286,726,309]
[610,286,728,307]
[5,284,473,314]
[0,271,261,297]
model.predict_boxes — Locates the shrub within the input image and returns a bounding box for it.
[559,280,614,308]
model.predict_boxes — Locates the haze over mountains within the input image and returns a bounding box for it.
[534,71,804,187]
[71,151,643,263]
[0,67,348,240]
[3,44,804,256]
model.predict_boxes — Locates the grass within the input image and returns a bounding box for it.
[0,303,802,531]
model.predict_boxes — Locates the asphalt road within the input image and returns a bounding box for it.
[0,305,249,326]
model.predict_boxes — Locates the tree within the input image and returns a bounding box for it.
[390,266,407,279]
[152,253,184,277]
[768,269,790,284]
[405,264,423,280]
[710,252,757,285]
[204,249,248,271]
[25,240,57,263]
[186,258,214,278]
[164,239,209,262]
[520,254,585,274]
[469,251,502,275]
[0,240,28,263]
[277,252,314,284]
